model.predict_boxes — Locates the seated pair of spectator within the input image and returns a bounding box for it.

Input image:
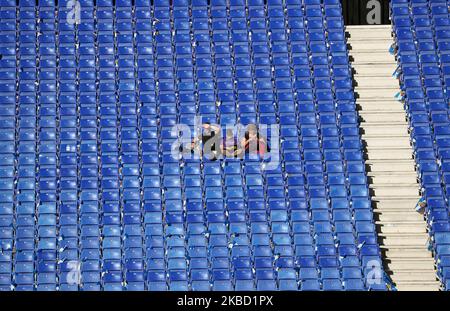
[219,124,271,160]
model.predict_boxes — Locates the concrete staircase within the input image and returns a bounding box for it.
[347,25,440,291]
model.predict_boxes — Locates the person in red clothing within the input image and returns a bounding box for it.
[241,124,269,156]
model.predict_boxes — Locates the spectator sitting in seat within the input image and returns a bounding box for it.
[180,123,221,161]
[241,124,270,156]
[194,123,222,160]
[221,128,243,158]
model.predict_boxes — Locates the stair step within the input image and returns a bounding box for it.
[390,270,438,282]
[382,247,434,258]
[377,222,427,234]
[386,259,436,270]
[379,234,429,246]
[353,64,396,76]
[350,50,394,60]
[355,88,399,98]
[355,85,399,91]
[371,185,420,197]
[367,160,416,173]
[372,198,421,211]
[348,41,394,52]
[347,31,393,41]
[369,174,417,184]
[367,171,417,185]
[375,212,424,222]
[356,101,405,112]
[394,283,441,291]
[361,124,409,136]
[363,137,411,148]
[359,112,406,123]
[347,26,392,33]
[354,76,399,88]
[365,148,413,160]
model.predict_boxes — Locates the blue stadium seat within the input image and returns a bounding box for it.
[0,0,388,291]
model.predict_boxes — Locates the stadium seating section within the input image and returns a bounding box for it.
[391,0,450,291]
[0,0,386,290]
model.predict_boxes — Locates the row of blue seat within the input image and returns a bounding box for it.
[391,0,450,291]
[0,0,386,290]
